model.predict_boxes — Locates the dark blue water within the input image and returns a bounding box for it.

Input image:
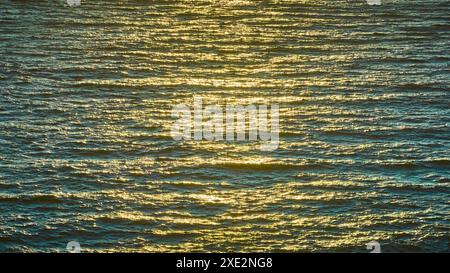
[0,0,448,252]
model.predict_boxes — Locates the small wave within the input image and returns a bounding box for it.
[423,159,450,168]
[0,194,63,205]
[210,162,329,171]
[377,183,449,193]
[368,159,450,170]
[75,149,117,157]
[395,83,448,91]
[322,129,395,139]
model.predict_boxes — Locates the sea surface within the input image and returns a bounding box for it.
[0,0,449,252]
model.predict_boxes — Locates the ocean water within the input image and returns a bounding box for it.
[0,0,448,252]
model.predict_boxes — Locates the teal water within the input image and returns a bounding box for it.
[0,0,449,252]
